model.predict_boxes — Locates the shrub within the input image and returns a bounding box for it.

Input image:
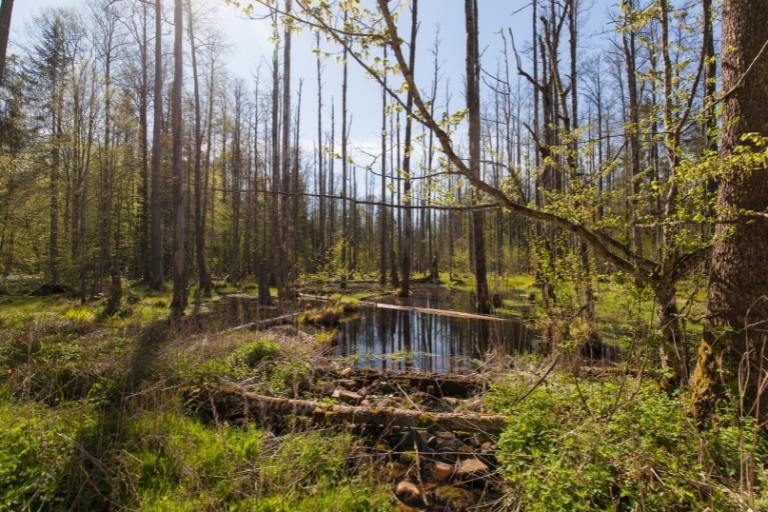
[489,376,768,511]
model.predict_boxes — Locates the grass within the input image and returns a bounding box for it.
[0,279,391,511]
[487,372,768,511]
[0,274,752,511]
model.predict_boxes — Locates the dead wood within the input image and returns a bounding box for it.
[199,384,508,434]
[327,368,488,397]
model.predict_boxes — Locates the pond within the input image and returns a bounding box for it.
[332,286,541,373]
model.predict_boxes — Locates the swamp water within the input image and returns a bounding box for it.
[332,286,541,373]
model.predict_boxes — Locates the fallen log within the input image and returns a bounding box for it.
[219,311,302,334]
[326,368,488,397]
[361,302,509,322]
[299,293,510,322]
[202,385,508,434]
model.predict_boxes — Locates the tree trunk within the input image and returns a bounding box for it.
[466,0,490,313]
[150,0,164,290]
[0,0,13,85]
[399,0,418,298]
[187,0,211,297]
[691,0,768,422]
[279,0,293,298]
[170,0,187,317]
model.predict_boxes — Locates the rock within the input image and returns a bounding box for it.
[331,387,363,404]
[395,480,422,501]
[454,457,489,476]
[433,485,475,510]
[430,461,454,482]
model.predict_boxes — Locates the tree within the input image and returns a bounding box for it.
[0,0,14,85]
[186,0,212,297]
[170,0,186,317]
[150,0,164,290]
[465,0,490,313]
[691,0,768,421]
[398,0,418,298]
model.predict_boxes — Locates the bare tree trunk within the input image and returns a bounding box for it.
[270,13,282,294]
[379,46,388,285]
[399,0,418,298]
[316,31,326,262]
[170,0,187,317]
[466,0,490,313]
[186,0,211,297]
[0,0,13,85]
[279,0,293,297]
[340,9,349,288]
[230,84,243,283]
[138,3,150,281]
[150,0,164,290]
[691,0,768,422]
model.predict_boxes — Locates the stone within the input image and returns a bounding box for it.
[431,461,454,482]
[454,457,489,476]
[395,480,422,501]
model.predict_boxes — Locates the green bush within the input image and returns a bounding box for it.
[490,377,768,511]
[0,399,94,511]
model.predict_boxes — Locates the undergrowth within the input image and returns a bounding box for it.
[488,375,768,511]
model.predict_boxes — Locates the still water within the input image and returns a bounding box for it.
[332,287,540,373]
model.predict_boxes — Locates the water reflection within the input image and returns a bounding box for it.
[333,305,537,373]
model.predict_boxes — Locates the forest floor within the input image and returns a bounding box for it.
[0,277,763,511]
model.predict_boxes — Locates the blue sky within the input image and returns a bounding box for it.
[10,1,614,168]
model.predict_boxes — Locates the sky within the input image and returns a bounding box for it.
[9,0,614,173]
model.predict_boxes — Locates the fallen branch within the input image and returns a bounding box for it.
[201,385,508,434]
[219,312,302,334]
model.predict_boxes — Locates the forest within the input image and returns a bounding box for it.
[0,0,767,510]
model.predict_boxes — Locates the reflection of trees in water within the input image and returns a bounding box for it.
[334,303,535,373]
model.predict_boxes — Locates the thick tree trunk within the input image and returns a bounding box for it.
[691,0,768,421]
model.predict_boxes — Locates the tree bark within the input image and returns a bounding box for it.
[465,0,490,313]
[150,0,164,290]
[186,0,211,297]
[691,0,768,422]
[0,0,13,86]
[399,0,418,297]
[170,0,187,317]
